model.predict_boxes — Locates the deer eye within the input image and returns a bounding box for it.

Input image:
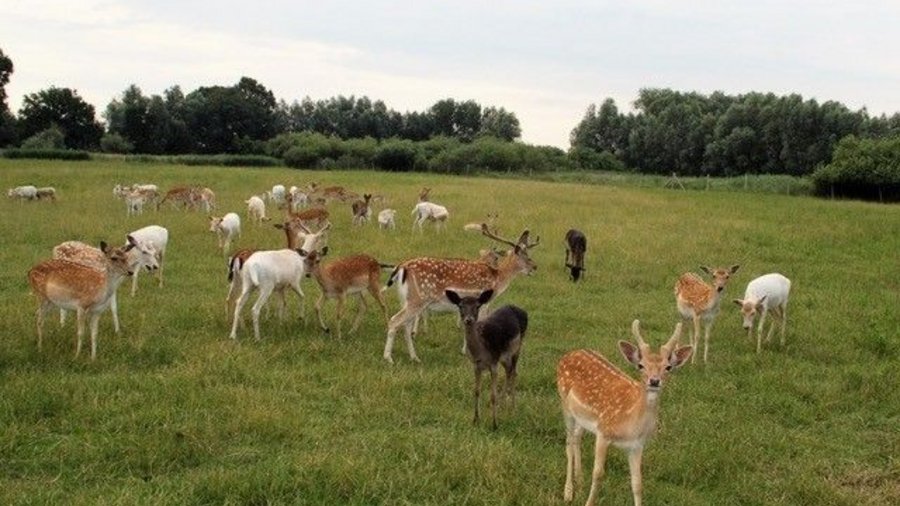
[637,364,644,370]
[665,365,673,371]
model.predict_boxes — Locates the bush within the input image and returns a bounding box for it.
[280,133,342,169]
[812,135,900,201]
[174,154,282,167]
[20,125,66,150]
[373,138,421,172]
[100,133,134,154]
[2,148,90,160]
[569,146,627,172]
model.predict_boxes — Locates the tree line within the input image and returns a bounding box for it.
[571,88,900,177]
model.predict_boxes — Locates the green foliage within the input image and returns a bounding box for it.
[280,132,342,169]
[571,89,888,176]
[2,148,90,160]
[17,87,104,150]
[373,138,421,172]
[812,135,900,201]
[569,146,627,172]
[20,124,66,150]
[0,47,14,147]
[99,133,134,154]
[0,160,898,505]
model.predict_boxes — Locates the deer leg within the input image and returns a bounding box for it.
[37,300,53,351]
[473,366,483,425]
[229,285,253,340]
[131,267,140,296]
[489,364,499,430]
[690,314,701,363]
[59,308,67,328]
[157,252,164,287]
[627,447,644,506]
[370,283,389,325]
[250,285,274,341]
[703,321,713,363]
[89,313,101,360]
[315,294,329,334]
[780,303,788,345]
[563,415,577,502]
[75,308,86,357]
[335,295,346,339]
[349,292,368,335]
[110,292,120,335]
[504,353,519,409]
[584,435,610,506]
[573,425,585,487]
[385,306,421,363]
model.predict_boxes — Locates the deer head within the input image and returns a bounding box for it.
[700,265,740,293]
[619,320,693,392]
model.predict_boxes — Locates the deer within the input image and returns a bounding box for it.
[463,211,499,233]
[446,289,528,430]
[351,193,373,226]
[564,229,587,282]
[29,241,137,359]
[302,247,393,339]
[382,224,539,364]
[674,264,740,363]
[157,186,195,210]
[285,192,330,229]
[733,273,792,353]
[418,186,431,202]
[557,320,693,506]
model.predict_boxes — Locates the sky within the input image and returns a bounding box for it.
[3,0,900,149]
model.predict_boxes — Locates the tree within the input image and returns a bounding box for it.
[480,107,521,141]
[18,87,103,150]
[0,47,16,146]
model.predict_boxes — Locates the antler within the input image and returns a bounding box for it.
[660,322,683,357]
[482,223,519,248]
[631,319,651,355]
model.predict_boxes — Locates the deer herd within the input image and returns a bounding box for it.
[14,177,795,506]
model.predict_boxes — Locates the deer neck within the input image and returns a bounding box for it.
[103,265,130,298]
[493,254,522,294]
[703,286,726,312]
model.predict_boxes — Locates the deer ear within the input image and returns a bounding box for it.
[445,290,462,305]
[732,298,744,307]
[126,234,137,246]
[699,265,711,274]
[478,289,494,304]
[618,340,642,366]
[100,241,109,253]
[274,223,285,230]
[668,346,694,369]
[756,295,767,307]
[730,264,741,274]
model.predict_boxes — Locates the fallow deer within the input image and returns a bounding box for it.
[446,289,528,430]
[418,186,431,202]
[157,186,195,210]
[351,193,373,226]
[733,273,792,353]
[29,241,136,359]
[557,320,693,506]
[302,247,393,339]
[674,264,740,363]
[564,229,587,282]
[463,211,499,233]
[382,225,539,363]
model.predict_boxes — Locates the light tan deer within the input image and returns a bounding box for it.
[674,264,739,363]
[28,241,136,359]
[302,247,393,339]
[383,225,539,363]
[557,320,693,506]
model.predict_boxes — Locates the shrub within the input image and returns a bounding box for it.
[20,125,66,150]
[173,154,282,167]
[280,133,342,169]
[812,135,900,202]
[100,133,134,154]
[2,148,90,160]
[569,146,627,172]
[373,138,421,172]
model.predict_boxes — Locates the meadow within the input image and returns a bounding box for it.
[0,159,898,505]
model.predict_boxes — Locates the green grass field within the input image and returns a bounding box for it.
[1,159,898,505]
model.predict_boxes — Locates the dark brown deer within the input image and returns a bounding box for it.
[351,193,373,226]
[564,229,587,282]
[446,289,528,430]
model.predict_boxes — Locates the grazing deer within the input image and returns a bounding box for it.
[302,247,392,339]
[675,265,739,363]
[351,193,373,226]
[383,225,539,363]
[285,193,330,229]
[463,212,499,233]
[558,320,693,506]
[29,241,136,359]
[418,186,431,202]
[446,289,528,430]
[564,229,587,282]
[157,186,195,210]
[733,273,792,353]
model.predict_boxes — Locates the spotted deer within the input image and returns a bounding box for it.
[29,241,136,359]
[383,225,539,363]
[674,264,739,363]
[302,247,393,339]
[557,320,693,506]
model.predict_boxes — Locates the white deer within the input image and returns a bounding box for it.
[733,273,792,352]
[557,320,693,506]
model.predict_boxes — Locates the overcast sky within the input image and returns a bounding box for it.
[3,1,900,148]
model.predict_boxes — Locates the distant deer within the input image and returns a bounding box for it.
[383,224,539,363]
[418,186,431,202]
[733,273,792,353]
[351,193,373,226]
[463,211,499,233]
[446,289,528,430]
[675,264,739,363]
[302,247,393,339]
[564,229,587,282]
[557,320,693,506]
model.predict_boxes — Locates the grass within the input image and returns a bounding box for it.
[1,158,898,505]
